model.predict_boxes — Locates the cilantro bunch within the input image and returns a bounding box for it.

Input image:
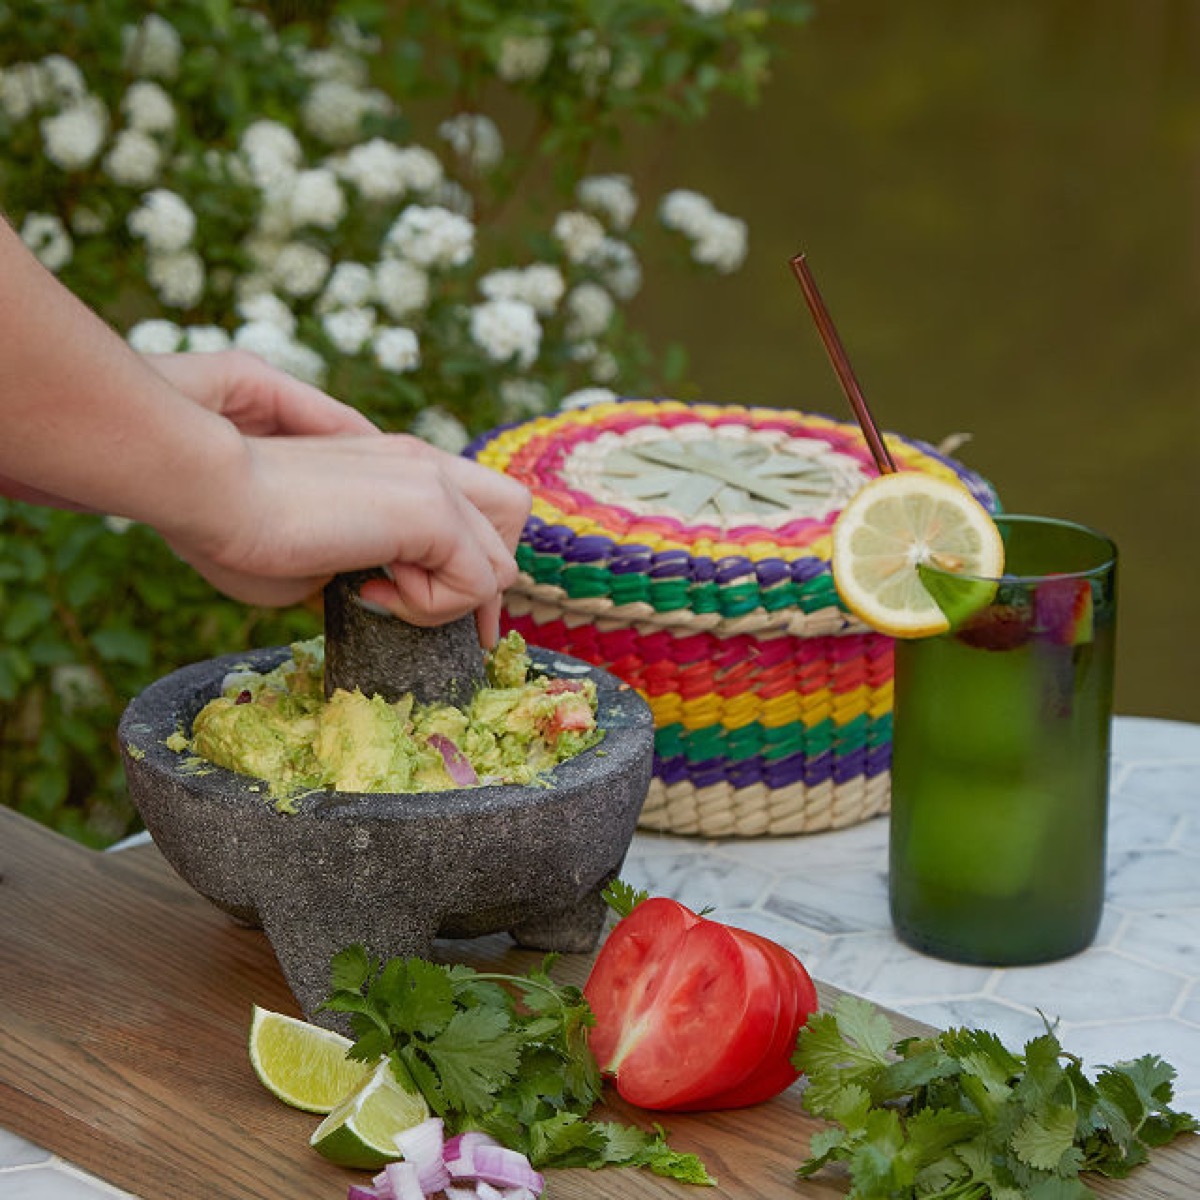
[320,945,712,1185]
[794,996,1197,1199]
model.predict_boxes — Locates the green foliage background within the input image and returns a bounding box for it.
[0,0,810,845]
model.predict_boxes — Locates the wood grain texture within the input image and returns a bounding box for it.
[0,807,1195,1199]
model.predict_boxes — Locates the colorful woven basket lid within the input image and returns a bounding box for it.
[468,399,999,837]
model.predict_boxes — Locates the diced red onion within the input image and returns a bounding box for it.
[466,1144,545,1194]
[392,1117,450,1194]
[444,1131,499,1177]
[360,1124,543,1200]
[382,1161,424,1200]
[427,733,479,787]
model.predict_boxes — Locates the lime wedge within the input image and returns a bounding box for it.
[916,561,999,630]
[248,1005,372,1114]
[310,1060,430,1169]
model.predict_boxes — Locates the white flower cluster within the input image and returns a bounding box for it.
[494,33,552,83]
[439,113,503,172]
[682,0,735,15]
[659,188,748,273]
[577,174,637,231]
[470,299,542,369]
[333,139,442,203]
[479,265,564,317]
[20,213,73,272]
[3,5,756,441]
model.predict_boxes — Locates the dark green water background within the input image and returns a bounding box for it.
[626,1,1200,723]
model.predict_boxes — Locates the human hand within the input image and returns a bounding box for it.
[166,431,531,646]
[144,349,379,437]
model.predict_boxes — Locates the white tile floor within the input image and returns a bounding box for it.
[3,715,1198,1198]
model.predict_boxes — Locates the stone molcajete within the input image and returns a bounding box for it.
[119,572,654,1024]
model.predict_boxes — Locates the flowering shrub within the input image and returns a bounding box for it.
[0,0,810,843]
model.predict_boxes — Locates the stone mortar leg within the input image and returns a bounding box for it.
[259,895,439,1026]
[508,888,610,955]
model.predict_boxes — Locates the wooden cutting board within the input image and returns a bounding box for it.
[0,807,1195,1199]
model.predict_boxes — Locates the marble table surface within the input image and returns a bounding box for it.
[3,715,1198,1198]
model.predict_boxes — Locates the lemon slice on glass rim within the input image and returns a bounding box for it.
[830,472,1005,638]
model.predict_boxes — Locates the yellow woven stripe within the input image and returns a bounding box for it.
[759,694,804,727]
[832,685,872,723]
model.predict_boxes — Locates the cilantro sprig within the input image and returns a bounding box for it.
[601,878,649,919]
[319,944,713,1185]
[794,996,1198,1199]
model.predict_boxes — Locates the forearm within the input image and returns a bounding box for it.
[0,218,244,544]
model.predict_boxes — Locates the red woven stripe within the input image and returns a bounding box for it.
[502,614,895,702]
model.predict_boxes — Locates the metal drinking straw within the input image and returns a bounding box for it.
[790,253,897,476]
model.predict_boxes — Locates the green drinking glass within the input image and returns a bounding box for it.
[888,514,1118,965]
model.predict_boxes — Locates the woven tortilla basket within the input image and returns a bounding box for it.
[468,400,998,838]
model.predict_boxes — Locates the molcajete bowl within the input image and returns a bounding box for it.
[118,645,653,1024]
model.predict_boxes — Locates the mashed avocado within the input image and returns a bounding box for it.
[184,632,602,809]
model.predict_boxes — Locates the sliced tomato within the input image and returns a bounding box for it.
[584,898,780,1110]
[674,928,818,1110]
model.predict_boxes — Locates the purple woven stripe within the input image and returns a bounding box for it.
[833,749,867,783]
[656,745,893,790]
[563,534,615,562]
[803,749,836,786]
[726,760,764,788]
[755,558,790,587]
[866,745,893,775]
[714,556,754,584]
[650,558,692,579]
[529,523,575,552]
[610,552,652,575]
[654,754,690,785]
[765,753,809,789]
[689,761,728,788]
[692,556,716,582]
[789,556,827,583]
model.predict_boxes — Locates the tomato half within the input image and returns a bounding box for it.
[583,897,697,1076]
[584,898,780,1110]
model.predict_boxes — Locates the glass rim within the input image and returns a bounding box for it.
[921,512,1118,586]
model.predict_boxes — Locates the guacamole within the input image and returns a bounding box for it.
[181,632,602,809]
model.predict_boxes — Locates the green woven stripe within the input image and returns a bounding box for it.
[688,581,721,612]
[654,725,686,758]
[800,719,834,755]
[649,579,691,612]
[797,577,840,613]
[684,726,727,762]
[867,713,894,745]
[517,545,867,618]
[654,714,894,766]
[528,552,564,586]
[519,546,861,617]
[609,575,650,605]
[726,724,764,757]
[760,726,807,760]
[760,582,799,611]
[718,581,760,617]
[835,713,869,753]
[561,564,611,599]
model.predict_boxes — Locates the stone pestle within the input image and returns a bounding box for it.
[322,570,486,705]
